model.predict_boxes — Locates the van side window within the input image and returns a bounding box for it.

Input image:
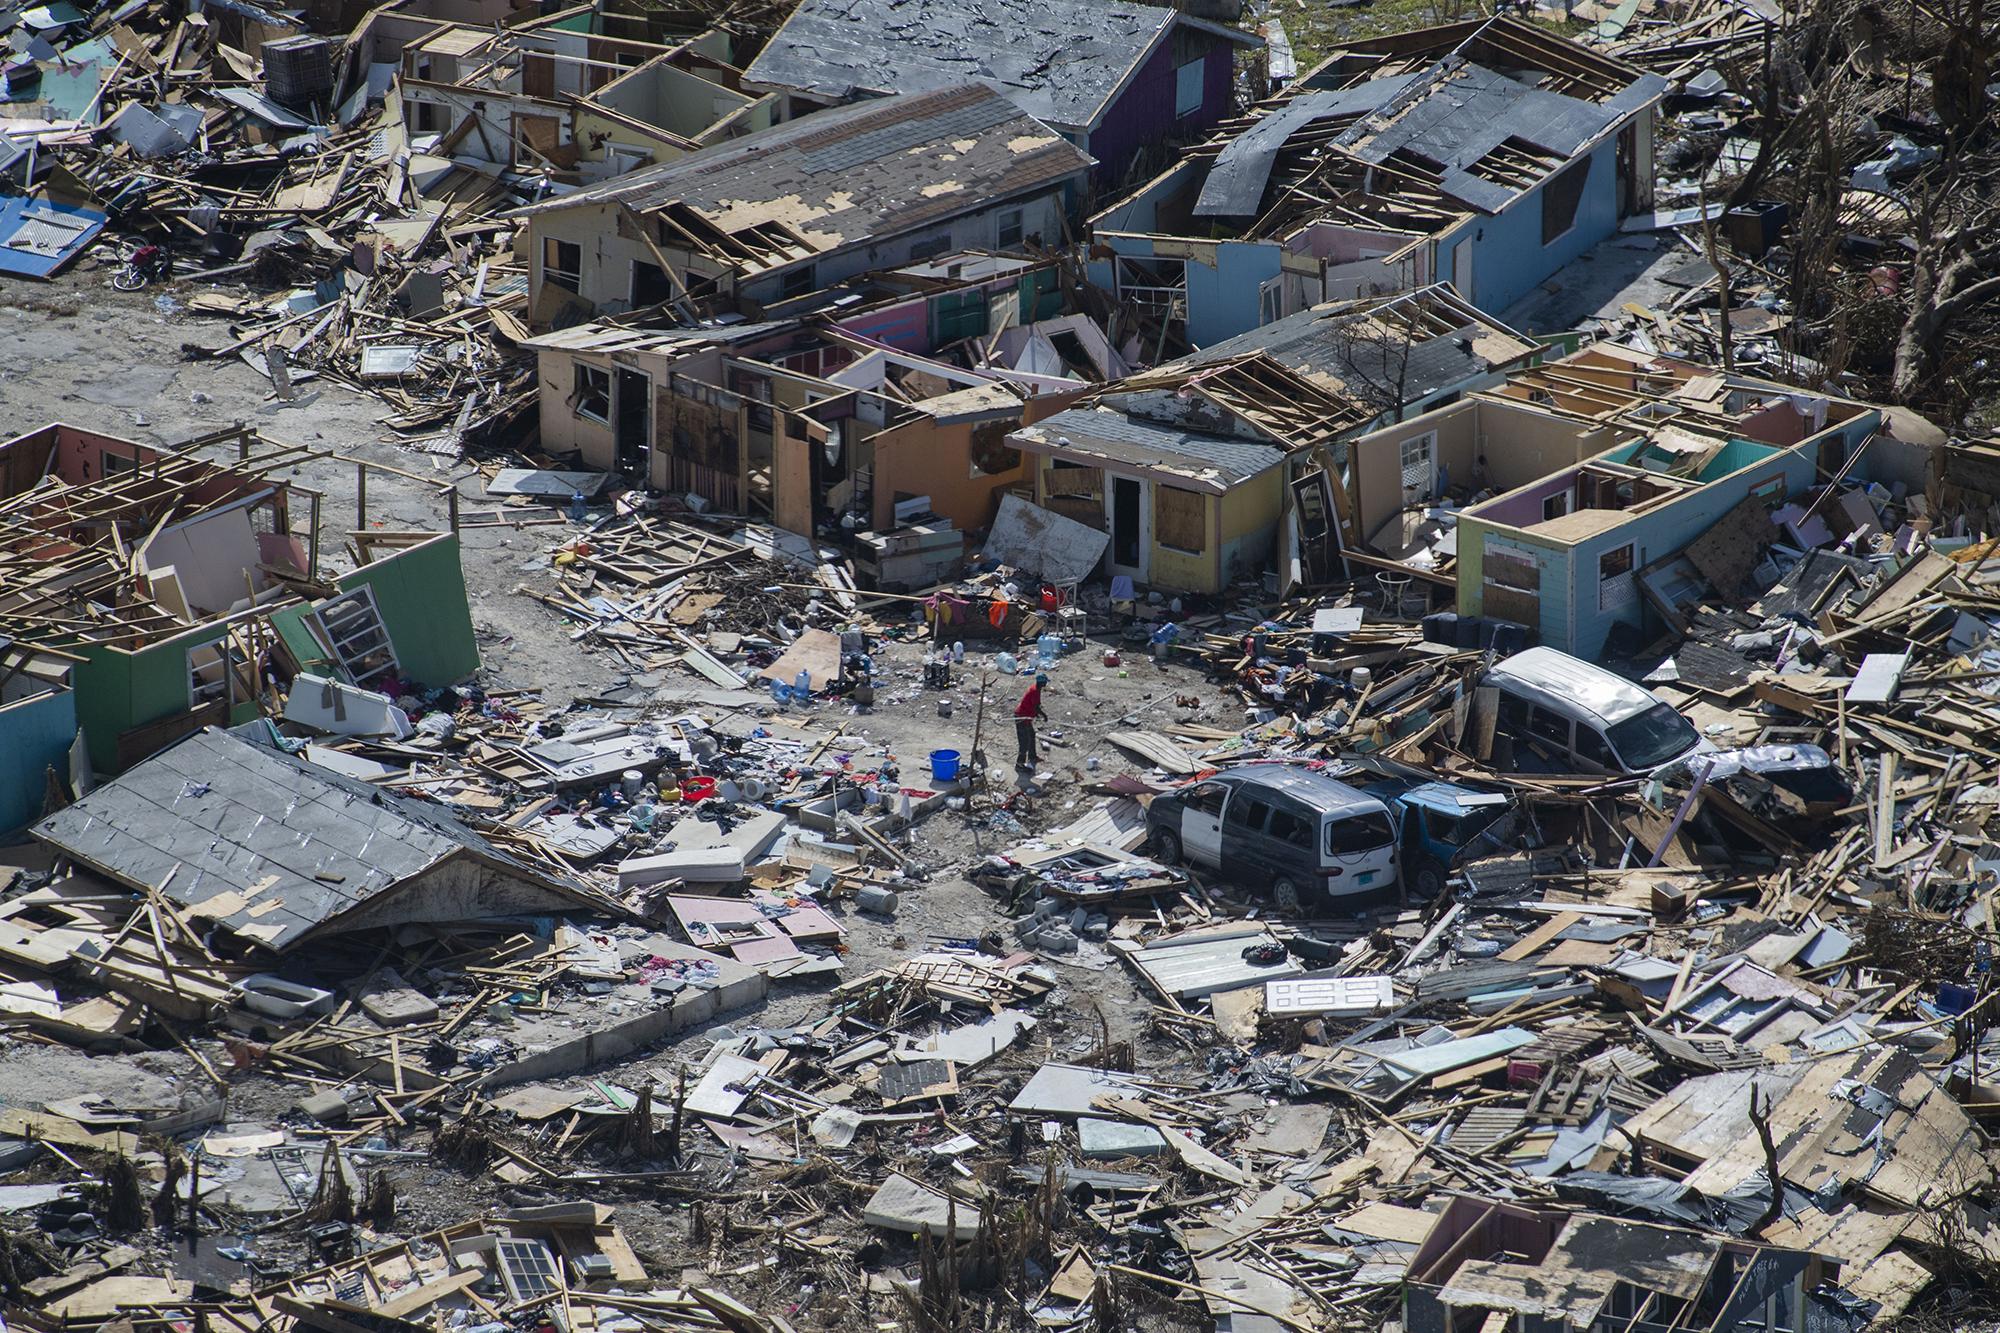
[1185,784,1227,816]
[1327,812,1395,855]
[1266,806,1313,848]
[1227,795,1270,831]
[1497,693,1532,732]
[1575,727,1615,769]
[1527,707,1570,748]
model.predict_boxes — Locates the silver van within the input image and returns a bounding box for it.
[1481,647,1704,777]
[1146,765,1399,911]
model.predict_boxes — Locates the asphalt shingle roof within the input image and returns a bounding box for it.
[1015,405,1288,492]
[744,0,1182,130]
[518,85,1092,263]
[34,727,596,952]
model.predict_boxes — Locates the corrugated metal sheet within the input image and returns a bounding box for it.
[1128,927,1301,1000]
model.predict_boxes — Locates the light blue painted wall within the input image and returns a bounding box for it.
[1189,242,1283,348]
[1562,445,1820,655]
[1438,135,1624,315]
[1090,234,1283,348]
[0,688,77,834]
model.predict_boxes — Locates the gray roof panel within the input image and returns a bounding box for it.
[518,84,1092,261]
[744,0,1194,129]
[34,728,597,952]
[1014,405,1288,490]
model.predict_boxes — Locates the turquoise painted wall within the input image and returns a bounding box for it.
[0,687,77,833]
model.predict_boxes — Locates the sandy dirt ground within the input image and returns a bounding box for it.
[0,261,1264,1290]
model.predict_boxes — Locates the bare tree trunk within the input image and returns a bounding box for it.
[1750,1088,1784,1233]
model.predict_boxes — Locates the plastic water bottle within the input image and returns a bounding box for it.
[1036,632,1060,668]
[952,640,965,662]
[794,669,811,696]
[770,679,791,705]
[996,651,1018,675]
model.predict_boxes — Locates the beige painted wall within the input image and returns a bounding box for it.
[870,416,1028,533]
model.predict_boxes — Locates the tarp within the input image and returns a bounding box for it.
[981,494,1108,585]
[0,194,106,279]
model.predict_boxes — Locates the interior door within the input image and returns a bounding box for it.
[1110,475,1144,573]
[1451,235,1474,303]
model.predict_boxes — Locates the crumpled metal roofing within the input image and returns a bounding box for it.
[1196,59,1665,219]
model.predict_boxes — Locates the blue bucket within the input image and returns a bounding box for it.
[929,749,962,782]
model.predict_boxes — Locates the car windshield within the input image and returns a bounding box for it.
[1606,703,1699,771]
[1327,811,1394,856]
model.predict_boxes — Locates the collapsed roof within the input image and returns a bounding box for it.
[1138,16,1666,238]
[1167,282,1538,411]
[514,84,1093,276]
[34,726,605,953]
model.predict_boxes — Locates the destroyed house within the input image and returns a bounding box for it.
[512,83,1093,321]
[1340,345,1891,656]
[1173,282,1541,420]
[33,726,604,955]
[738,0,1261,186]
[526,315,1077,576]
[0,423,480,817]
[370,8,769,183]
[1004,291,1537,593]
[1007,354,1376,594]
[1404,1198,1835,1333]
[1088,17,1667,345]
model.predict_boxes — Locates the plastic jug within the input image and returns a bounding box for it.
[996,651,1018,675]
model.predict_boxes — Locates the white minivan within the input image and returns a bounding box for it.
[1482,647,1706,777]
[1146,765,1400,911]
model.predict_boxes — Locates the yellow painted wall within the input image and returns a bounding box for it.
[1215,471,1282,588]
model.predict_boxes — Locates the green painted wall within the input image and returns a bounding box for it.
[269,538,479,688]
[72,620,238,773]
[71,536,477,772]
[329,535,481,689]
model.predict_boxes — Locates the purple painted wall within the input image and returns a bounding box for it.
[1089,32,1235,188]
[838,302,929,353]
[1472,472,1576,528]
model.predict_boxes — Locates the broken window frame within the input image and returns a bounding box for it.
[187,638,246,710]
[1541,156,1591,247]
[1114,256,1186,319]
[907,234,951,263]
[778,263,817,301]
[543,237,582,293]
[996,207,1024,250]
[495,1237,563,1303]
[305,584,400,689]
[573,364,612,424]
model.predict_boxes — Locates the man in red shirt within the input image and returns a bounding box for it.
[1014,673,1047,768]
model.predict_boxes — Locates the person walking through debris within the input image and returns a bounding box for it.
[1015,673,1048,768]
